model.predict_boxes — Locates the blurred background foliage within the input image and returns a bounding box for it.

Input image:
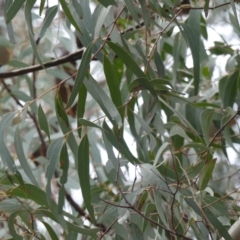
[1,0,240,239]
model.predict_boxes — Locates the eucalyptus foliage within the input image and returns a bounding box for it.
[1,0,240,239]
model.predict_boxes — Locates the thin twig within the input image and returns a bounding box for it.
[65,190,106,231]
[146,8,183,72]
[0,79,47,156]
[208,110,240,148]
[98,218,119,240]
[99,197,192,240]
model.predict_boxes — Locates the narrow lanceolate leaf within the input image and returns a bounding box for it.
[204,0,210,17]
[38,104,50,142]
[98,0,117,7]
[25,0,43,66]
[34,209,98,237]
[198,158,216,191]
[123,0,139,23]
[77,84,87,138]
[14,171,26,193]
[59,0,82,34]
[84,77,122,128]
[58,143,69,214]
[154,51,165,78]
[103,121,139,164]
[78,135,95,224]
[15,128,39,187]
[0,112,17,173]
[71,0,83,19]
[78,118,103,130]
[55,93,78,158]
[200,109,214,145]
[46,138,64,205]
[107,41,147,78]
[203,207,232,240]
[11,184,68,231]
[139,0,150,29]
[181,24,200,95]
[59,144,69,185]
[66,44,92,108]
[104,55,123,119]
[39,0,46,16]
[129,77,157,97]
[219,71,238,108]
[39,5,58,38]
[94,6,111,38]
[230,0,239,27]
[8,212,22,240]
[5,0,26,23]
[41,221,58,240]
[11,183,49,206]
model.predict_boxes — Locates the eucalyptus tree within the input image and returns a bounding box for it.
[0,0,240,239]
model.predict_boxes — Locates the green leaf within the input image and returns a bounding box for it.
[107,41,147,78]
[98,0,117,7]
[129,77,157,97]
[58,0,82,34]
[55,94,78,158]
[8,212,22,240]
[38,104,50,142]
[230,0,239,28]
[169,125,192,142]
[5,0,26,23]
[104,55,123,119]
[0,199,27,212]
[139,0,150,29]
[59,143,69,185]
[0,112,17,173]
[25,0,43,66]
[14,170,26,193]
[34,208,99,237]
[102,133,125,183]
[159,97,201,139]
[41,221,58,240]
[154,51,165,78]
[66,43,92,108]
[78,118,103,130]
[84,77,122,128]
[77,84,87,138]
[71,0,83,19]
[219,71,239,108]
[78,135,95,224]
[11,184,68,231]
[154,190,168,227]
[204,0,210,18]
[39,5,58,38]
[39,0,46,16]
[200,109,214,145]
[141,203,156,232]
[181,24,200,95]
[58,143,69,214]
[198,158,216,191]
[102,121,139,164]
[203,207,232,240]
[123,0,139,23]
[134,113,157,150]
[55,93,70,127]
[46,138,64,205]
[94,5,111,38]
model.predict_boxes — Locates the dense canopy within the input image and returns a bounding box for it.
[1,1,240,239]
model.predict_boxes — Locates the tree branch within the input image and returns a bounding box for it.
[0,48,85,79]
[65,190,106,232]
